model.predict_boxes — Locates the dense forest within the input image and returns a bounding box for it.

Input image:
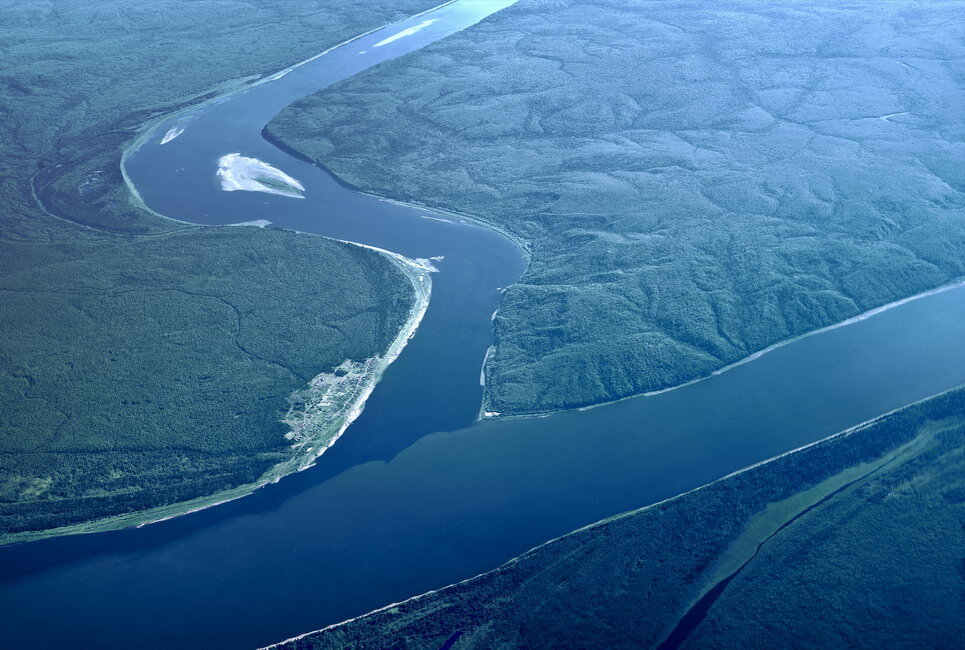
[268,0,965,415]
[277,386,965,649]
[0,0,439,543]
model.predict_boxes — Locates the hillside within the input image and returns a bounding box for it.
[268,0,965,415]
[0,0,438,543]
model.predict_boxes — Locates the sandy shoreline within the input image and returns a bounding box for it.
[7,1,454,543]
[145,250,432,526]
[0,256,431,547]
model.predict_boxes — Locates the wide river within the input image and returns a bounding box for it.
[2,2,963,648]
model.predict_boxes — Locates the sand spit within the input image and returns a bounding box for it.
[228,219,272,228]
[217,153,305,198]
[374,19,436,47]
[159,126,185,144]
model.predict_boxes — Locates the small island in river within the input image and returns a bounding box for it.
[217,153,306,198]
[0,0,443,546]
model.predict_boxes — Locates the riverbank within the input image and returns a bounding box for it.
[262,87,965,425]
[478,278,965,422]
[268,111,965,426]
[0,245,431,548]
[267,386,965,649]
[0,1,463,548]
[259,126,533,264]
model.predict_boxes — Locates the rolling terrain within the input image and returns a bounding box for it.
[1,2,961,648]
[269,0,965,416]
[0,0,439,543]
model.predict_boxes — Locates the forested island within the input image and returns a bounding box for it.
[0,0,439,545]
[268,0,965,416]
[273,386,965,649]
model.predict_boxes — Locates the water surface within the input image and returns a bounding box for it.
[1,1,962,648]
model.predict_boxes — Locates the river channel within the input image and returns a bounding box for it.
[1,2,963,648]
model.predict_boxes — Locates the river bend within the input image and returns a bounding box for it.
[1,2,963,648]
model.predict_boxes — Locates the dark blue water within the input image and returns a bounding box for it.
[1,2,962,648]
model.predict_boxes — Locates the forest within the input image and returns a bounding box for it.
[277,386,965,649]
[0,0,438,543]
[268,0,965,415]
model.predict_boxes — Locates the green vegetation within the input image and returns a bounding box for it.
[274,386,965,649]
[0,0,440,544]
[688,420,963,647]
[268,0,965,416]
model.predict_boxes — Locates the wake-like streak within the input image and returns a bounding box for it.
[374,19,436,47]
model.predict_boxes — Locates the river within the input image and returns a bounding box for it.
[1,1,963,648]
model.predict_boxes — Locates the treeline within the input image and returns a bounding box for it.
[0,0,438,541]
[268,0,965,415]
[279,387,965,649]
[0,449,284,535]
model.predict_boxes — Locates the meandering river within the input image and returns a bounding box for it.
[2,2,963,647]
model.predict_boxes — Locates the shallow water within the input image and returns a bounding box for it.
[1,1,962,648]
